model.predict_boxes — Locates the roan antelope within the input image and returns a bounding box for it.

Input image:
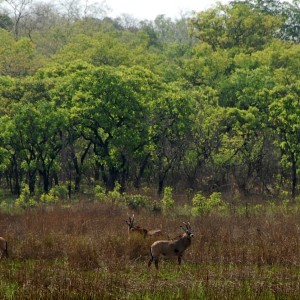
[125,214,163,239]
[148,222,193,270]
[0,237,8,259]
[126,214,148,238]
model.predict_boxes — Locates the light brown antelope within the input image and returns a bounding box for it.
[125,214,163,239]
[148,222,193,270]
[0,237,8,259]
[126,214,148,238]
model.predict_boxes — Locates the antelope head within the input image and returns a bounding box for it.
[126,214,148,238]
[181,222,193,238]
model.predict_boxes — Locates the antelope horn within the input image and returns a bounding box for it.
[187,222,191,230]
[181,223,187,232]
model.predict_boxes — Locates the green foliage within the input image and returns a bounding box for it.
[191,192,227,216]
[40,189,59,205]
[150,200,161,213]
[94,185,107,202]
[0,281,18,300]
[190,2,282,52]
[95,182,122,203]
[161,186,174,213]
[0,30,41,76]
[15,185,38,209]
[0,201,14,214]
[107,182,122,202]
[124,194,149,211]
[52,185,69,200]
[0,0,300,200]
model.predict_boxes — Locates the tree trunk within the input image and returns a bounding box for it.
[12,154,21,195]
[106,166,118,191]
[158,173,166,196]
[28,169,36,194]
[120,154,127,193]
[134,154,150,189]
[40,169,50,193]
[291,153,297,200]
[72,153,81,192]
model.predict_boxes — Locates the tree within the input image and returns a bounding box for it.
[0,77,67,193]
[190,1,282,52]
[181,42,231,87]
[0,13,13,30]
[149,83,193,194]
[44,62,158,191]
[4,0,32,39]
[0,29,40,76]
[280,0,300,42]
[269,83,300,199]
[251,0,300,43]
[183,88,226,190]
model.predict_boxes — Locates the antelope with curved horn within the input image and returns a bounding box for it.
[148,222,193,270]
[126,214,148,238]
[125,214,163,239]
[0,237,8,259]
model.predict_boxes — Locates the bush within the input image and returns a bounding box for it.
[107,182,122,202]
[191,191,227,216]
[161,186,174,213]
[150,200,161,213]
[95,182,123,203]
[52,185,69,200]
[40,189,59,205]
[124,194,149,211]
[94,185,108,201]
[15,184,38,209]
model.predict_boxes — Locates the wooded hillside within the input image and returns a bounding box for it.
[0,0,300,200]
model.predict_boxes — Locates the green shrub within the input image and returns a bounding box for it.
[191,191,227,216]
[40,188,59,205]
[124,194,149,211]
[107,182,122,202]
[15,184,38,209]
[51,185,69,200]
[151,200,161,213]
[95,182,123,203]
[0,200,16,214]
[162,186,174,213]
[94,185,108,201]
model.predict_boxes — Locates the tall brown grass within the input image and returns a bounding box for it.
[0,201,300,299]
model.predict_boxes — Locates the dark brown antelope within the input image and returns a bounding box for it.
[125,214,163,239]
[148,222,193,270]
[0,237,8,259]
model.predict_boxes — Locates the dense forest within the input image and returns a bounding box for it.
[0,0,300,201]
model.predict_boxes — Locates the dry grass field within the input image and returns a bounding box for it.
[0,199,300,299]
